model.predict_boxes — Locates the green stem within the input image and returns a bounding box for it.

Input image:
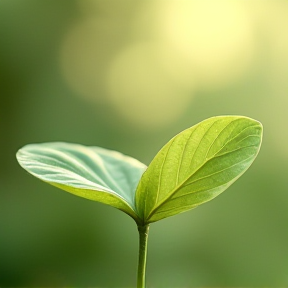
[137,224,150,288]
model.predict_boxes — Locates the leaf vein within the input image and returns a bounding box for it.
[175,128,197,185]
[188,118,220,169]
[214,124,260,157]
[180,154,255,190]
[204,118,237,159]
[147,146,256,220]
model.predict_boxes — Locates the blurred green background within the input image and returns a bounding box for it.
[1,0,288,287]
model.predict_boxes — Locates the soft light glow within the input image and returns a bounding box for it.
[138,0,255,89]
[252,1,288,157]
[60,0,258,129]
[105,43,194,129]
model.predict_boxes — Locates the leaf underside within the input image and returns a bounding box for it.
[135,116,263,223]
[16,142,147,223]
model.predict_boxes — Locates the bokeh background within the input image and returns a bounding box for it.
[1,0,288,287]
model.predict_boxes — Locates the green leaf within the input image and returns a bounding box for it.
[135,116,263,223]
[16,142,147,223]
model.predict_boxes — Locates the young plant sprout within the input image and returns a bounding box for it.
[16,116,263,288]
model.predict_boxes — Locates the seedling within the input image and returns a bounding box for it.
[16,116,263,287]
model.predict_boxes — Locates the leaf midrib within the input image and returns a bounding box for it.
[172,152,256,197]
[21,149,109,187]
[147,150,255,221]
[19,150,138,212]
[21,148,135,204]
[21,153,116,192]
[146,129,261,221]
[45,147,129,198]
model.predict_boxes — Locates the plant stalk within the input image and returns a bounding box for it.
[137,224,150,288]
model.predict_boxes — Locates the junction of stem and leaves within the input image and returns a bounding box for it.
[17,115,263,288]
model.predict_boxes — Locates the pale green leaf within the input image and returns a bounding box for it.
[16,142,147,223]
[135,116,263,223]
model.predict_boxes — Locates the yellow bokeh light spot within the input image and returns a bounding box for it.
[106,43,194,129]
[141,0,255,89]
[251,1,288,158]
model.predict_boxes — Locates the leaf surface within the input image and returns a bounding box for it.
[16,142,147,223]
[135,116,263,223]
